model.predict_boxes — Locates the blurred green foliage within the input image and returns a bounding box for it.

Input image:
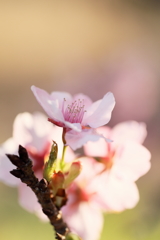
[0,180,159,240]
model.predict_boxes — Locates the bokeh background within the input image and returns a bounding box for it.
[0,1,160,239]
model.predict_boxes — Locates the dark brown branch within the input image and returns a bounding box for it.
[6,145,70,240]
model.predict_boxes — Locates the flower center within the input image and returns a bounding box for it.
[96,145,115,172]
[62,98,86,124]
[68,183,91,206]
[101,155,114,170]
[27,142,51,173]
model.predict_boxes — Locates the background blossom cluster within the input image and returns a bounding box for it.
[0,89,151,240]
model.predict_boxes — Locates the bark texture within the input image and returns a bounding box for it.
[6,145,69,240]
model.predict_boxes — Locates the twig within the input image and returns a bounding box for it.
[6,145,70,240]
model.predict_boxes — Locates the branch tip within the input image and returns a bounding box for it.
[6,154,21,167]
[18,145,29,162]
[10,169,23,178]
[7,146,70,239]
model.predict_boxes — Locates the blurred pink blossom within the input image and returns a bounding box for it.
[62,157,104,240]
[0,112,67,219]
[0,112,151,240]
[0,111,104,240]
[84,121,151,212]
[31,86,115,150]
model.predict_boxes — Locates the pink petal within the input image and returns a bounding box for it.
[65,129,104,150]
[0,138,20,186]
[62,158,104,239]
[76,157,104,183]
[31,86,64,122]
[112,121,147,145]
[97,174,139,212]
[51,91,72,108]
[96,126,111,138]
[18,182,48,221]
[32,86,83,132]
[113,141,151,181]
[13,112,55,151]
[64,122,82,132]
[84,127,111,157]
[73,93,92,108]
[83,92,115,128]
[19,182,40,212]
[13,112,33,146]
[62,202,103,240]
[83,99,101,119]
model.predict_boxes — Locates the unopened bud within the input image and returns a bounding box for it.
[64,161,82,188]
[43,141,58,181]
[49,171,65,195]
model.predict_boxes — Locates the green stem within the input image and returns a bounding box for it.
[60,145,67,169]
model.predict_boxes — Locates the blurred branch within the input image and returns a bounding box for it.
[6,145,69,240]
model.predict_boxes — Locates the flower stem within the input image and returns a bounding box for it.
[60,145,67,169]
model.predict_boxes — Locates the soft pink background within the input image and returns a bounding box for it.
[0,1,160,239]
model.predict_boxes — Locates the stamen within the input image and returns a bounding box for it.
[79,109,86,123]
[62,98,86,124]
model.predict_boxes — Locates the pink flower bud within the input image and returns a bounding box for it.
[64,161,82,188]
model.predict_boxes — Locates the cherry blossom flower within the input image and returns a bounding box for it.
[0,112,71,220]
[31,86,115,150]
[84,121,151,212]
[62,157,104,240]
[0,111,105,240]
